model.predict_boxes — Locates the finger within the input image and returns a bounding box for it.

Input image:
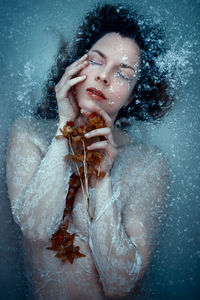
[58,75,87,98]
[65,59,88,78]
[95,107,112,127]
[84,127,115,144]
[65,54,88,73]
[56,55,88,90]
[63,75,87,95]
[58,60,87,89]
[68,90,79,115]
[70,54,88,68]
[87,141,118,158]
[80,106,112,127]
[67,75,87,89]
[64,54,88,77]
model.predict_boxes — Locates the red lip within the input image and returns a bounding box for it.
[86,87,107,100]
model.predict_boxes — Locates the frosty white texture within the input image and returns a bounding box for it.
[88,143,170,297]
[6,116,170,299]
[6,117,71,241]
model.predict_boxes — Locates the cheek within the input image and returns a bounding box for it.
[110,78,130,101]
[79,64,98,76]
[75,65,99,98]
[74,82,85,105]
[75,66,92,93]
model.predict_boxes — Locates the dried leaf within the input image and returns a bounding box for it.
[47,112,107,263]
[56,135,63,140]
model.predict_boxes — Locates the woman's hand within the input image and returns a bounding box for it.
[55,54,88,124]
[82,107,118,175]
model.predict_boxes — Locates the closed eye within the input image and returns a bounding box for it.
[89,59,102,65]
[117,72,130,81]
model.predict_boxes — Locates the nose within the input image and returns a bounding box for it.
[95,71,109,85]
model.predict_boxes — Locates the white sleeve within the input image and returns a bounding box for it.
[88,144,170,298]
[6,117,71,241]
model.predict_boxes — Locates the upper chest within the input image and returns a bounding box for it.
[69,187,90,240]
[33,118,150,240]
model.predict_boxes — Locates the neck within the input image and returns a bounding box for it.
[112,126,131,148]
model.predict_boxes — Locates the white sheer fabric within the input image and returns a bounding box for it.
[6,116,170,299]
[88,142,170,298]
[6,117,71,241]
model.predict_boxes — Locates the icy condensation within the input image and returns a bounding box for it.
[6,116,170,299]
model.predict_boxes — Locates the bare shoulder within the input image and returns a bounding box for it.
[10,116,57,135]
[113,141,169,177]
[8,116,58,155]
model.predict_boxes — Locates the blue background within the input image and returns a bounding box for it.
[0,0,199,299]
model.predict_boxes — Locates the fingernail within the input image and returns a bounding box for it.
[82,75,86,78]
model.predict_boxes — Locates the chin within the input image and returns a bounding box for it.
[77,99,94,113]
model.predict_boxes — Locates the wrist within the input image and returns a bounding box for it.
[59,113,77,124]
[56,118,74,135]
[56,121,65,136]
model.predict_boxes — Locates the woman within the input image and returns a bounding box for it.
[6,3,172,299]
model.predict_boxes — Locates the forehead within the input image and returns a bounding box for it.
[90,32,140,64]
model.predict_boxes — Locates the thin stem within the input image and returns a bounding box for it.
[82,140,91,220]
[91,163,101,222]
[68,136,85,199]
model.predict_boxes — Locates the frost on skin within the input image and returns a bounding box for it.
[75,32,141,121]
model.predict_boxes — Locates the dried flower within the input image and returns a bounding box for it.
[47,113,107,263]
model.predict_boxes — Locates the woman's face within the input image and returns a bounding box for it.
[75,32,141,122]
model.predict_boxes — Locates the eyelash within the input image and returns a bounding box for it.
[89,59,130,81]
[117,72,130,81]
[89,59,102,65]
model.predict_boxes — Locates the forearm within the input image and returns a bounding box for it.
[88,174,140,298]
[12,124,71,241]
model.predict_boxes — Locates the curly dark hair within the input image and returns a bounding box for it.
[35,2,174,127]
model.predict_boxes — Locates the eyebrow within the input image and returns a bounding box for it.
[119,63,134,71]
[91,49,135,71]
[91,50,106,59]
